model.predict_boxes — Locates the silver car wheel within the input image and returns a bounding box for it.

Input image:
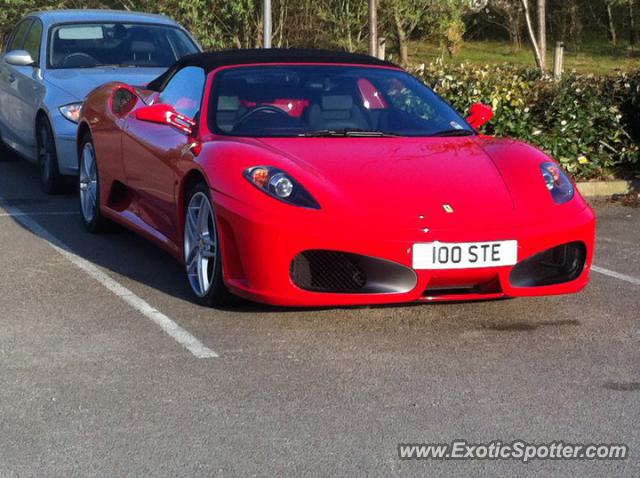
[79,142,98,223]
[184,192,217,298]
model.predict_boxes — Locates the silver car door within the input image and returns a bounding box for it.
[0,18,33,150]
[9,19,44,160]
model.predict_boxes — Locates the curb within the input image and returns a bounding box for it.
[576,179,640,197]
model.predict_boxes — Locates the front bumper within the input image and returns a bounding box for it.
[50,112,79,175]
[212,191,596,306]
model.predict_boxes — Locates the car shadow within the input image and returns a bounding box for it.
[1,156,196,302]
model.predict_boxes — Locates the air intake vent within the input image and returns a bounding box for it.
[290,250,366,292]
[510,241,586,287]
[290,250,417,294]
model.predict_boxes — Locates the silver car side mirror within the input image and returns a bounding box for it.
[4,50,35,66]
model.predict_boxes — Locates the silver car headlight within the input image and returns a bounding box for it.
[59,102,83,123]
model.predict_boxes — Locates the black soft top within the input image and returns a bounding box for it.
[146,48,399,91]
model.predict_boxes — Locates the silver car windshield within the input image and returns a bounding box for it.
[48,22,198,69]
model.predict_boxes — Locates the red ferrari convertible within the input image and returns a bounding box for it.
[77,49,595,307]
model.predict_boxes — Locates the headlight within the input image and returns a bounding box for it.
[244,166,320,209]
[59,102,83,123]
[540,162,574,204]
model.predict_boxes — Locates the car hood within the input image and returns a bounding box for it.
[253,137,516,232]
[43,67,167,100]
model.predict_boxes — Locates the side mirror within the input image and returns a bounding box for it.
[135,103,196,136]
[4,50,35,66]
[466,103,493,130]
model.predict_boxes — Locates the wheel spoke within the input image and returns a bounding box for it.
[186,248,199,275]
[82,148,91,179]
[82,197,90,219]
[197,198,211,235]
[196,254,205,293]
[201,250,216,259]
[186,208,199,244]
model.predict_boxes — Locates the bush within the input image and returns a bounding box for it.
[412,63,640,180]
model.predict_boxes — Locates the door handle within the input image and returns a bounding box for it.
[7,73,15,83]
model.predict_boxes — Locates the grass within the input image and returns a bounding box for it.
[407,40,640,75]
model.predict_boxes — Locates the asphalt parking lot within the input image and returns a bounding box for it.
[0,149,638,477]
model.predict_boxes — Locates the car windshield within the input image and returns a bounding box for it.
[48,22,198,69]
[209,65,474,138]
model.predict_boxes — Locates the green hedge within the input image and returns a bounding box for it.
[412,63,640,180]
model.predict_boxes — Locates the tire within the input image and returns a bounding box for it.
[37,117,64,194]
[183,182,234,307]
[78,132,110,233]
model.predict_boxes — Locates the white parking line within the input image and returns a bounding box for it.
[592,266,640,286]
[0,202,218,359]
[0,211,77,217]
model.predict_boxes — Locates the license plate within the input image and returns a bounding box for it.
[412,240,518,270]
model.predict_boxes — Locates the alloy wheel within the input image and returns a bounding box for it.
[79,142,98,223]
[184,192,217,297]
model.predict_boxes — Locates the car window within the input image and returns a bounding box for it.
[159,66,205,119]
[22,20,43,63]
[209,65,474,137]
[6,19,33,52]
[48,22,199,69]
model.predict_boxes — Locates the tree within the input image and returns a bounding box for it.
[317,0,369,52]
[630,0,638,46]
[537,0,546,70]
[521,0,546,73]
[606,0,618,45]
[486,0,525,51]
[381,0,467,66]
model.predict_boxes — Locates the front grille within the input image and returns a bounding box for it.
[290,250,367,292]
[422,278,501,297]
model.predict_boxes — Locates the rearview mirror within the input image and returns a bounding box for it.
[466,103,493,130]
[135,103,196,136]
[4,50,35,66]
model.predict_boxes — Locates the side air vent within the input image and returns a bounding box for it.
[510,241,587,287]
[290,250,417,294]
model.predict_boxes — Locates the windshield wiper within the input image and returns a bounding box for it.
[430,129,474,137]
[300,129,401,138]
[97,64,139,68]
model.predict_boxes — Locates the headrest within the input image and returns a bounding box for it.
[217,96,240,111]
[131,41,154,53]
[322,95,353,111]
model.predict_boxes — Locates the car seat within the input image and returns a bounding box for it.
[307,95,369,130]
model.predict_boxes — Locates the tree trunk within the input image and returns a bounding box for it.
[537,0,547,70]
[506,9,523,52]
[521,0,545,73]
[606,2,617,46]
[630,0,637,47]
[394,13,409,66]
[509,29,519,51]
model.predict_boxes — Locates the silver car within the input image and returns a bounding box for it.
[0,10,200,193]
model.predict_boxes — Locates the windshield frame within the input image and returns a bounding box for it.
[46,21,199,70]
[206,63,475,139]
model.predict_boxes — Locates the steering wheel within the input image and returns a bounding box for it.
[235,105,291,128]
[61,52,99,68]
